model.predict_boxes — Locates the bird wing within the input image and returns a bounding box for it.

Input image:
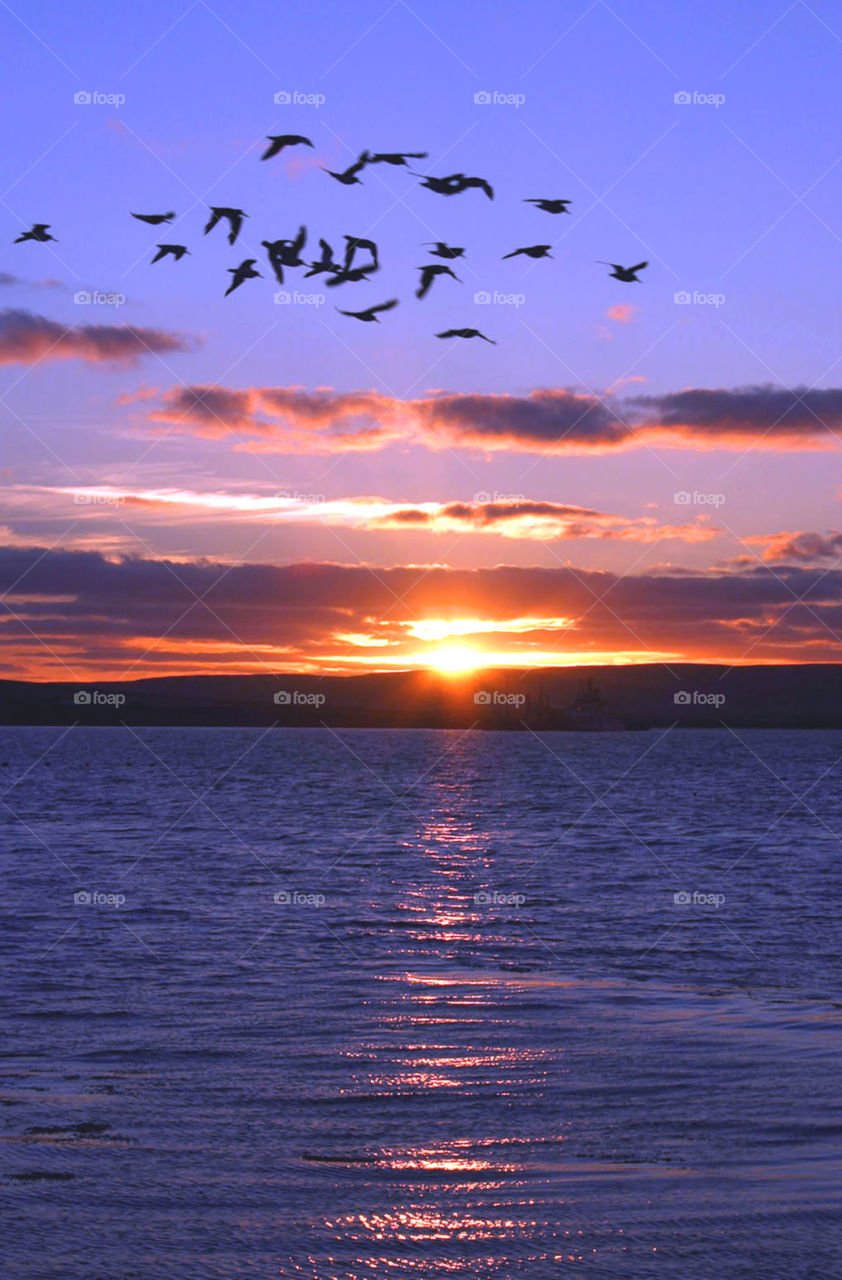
[204,209,221,234]
[630,261,648,272]
[372,298,399,314]
[261,138,282,160]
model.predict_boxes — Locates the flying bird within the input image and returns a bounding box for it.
[502,244,553,260]
[524,198,572,214]
[343,235,379,268]
[305,238,341,277]
[323,151,370,185]
[225,258,261,296]
[435,327,496,344]
[261,134,314,160]
[336,298,398,323]
[597,260,648,282]
[151,244,190,263]
[204,206,247,246]
[423,241,465,260]
[14,223,56,243]
[131,211,176,225]
[325,263,380,287]
[415,172,494,199]
[261,227,307,284]
[369,150,428,166]
[416,263,461,299]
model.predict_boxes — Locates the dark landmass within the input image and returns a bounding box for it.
[2,664,842,728]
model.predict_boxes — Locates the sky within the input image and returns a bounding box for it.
[3,0,842,678]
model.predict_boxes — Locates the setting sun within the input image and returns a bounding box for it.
[428,646,483,673]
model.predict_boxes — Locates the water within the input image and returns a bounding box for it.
[2,726,841,1278]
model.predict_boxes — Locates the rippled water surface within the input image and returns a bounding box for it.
[2,726,841,1278]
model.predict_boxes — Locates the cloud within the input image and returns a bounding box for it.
[0,308,195,367]
[2,546,842,679]
[606,303,637,323]
[8,485,718,546]
[136,381,842,454]
[633,385,842,447]
[748,530,842,564]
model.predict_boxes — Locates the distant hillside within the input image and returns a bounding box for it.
[2,664,842,728]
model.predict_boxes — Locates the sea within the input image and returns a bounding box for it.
[2,726,841,1278]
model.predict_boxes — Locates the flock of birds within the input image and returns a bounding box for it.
[13,135,649,345]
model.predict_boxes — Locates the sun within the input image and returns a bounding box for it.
[429,645,482,673]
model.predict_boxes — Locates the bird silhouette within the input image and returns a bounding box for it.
[343,235,379,269]
[369,150,428,166]
[151,244,190,263]
[502,244,553,260]
[423,241,465,260]
[597,260,648,282]
[325,263,380,288]
[262,228,307,284]
[204,207,247,246]
[304,238,341,278]
[323,151,370,185]
[524,198,571,214]
[435,327,496,344]
[14,223,56,243]
[336,298,398,323]
[132,211,176,225]
[261,134,313,160]
[225,258,261,296]
[415,172,493,199]
[416,263,461,299]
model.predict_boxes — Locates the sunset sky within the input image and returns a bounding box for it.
[3,0,842,678]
